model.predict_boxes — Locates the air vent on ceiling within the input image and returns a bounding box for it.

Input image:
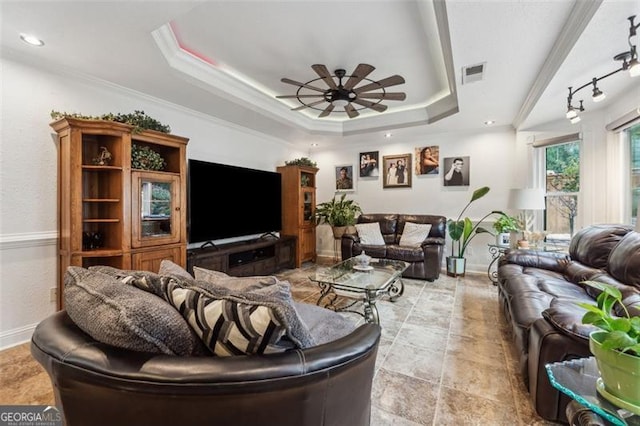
[461,62,486,85]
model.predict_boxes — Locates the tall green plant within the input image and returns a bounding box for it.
[315,193,362,227]
[447,186,505,258]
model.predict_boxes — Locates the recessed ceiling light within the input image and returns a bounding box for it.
[484,120,495,126]
[310,143,318,147]
[20,33,44,47]
[384,132,392,138]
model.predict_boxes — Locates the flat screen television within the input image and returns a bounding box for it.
[188,159,282,244]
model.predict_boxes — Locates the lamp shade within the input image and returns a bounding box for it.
[508,188,546,210]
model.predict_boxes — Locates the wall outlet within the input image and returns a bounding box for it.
[49,287,57,303]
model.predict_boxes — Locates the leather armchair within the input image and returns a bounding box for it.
[31,311,381,426]
[341,214,446,281]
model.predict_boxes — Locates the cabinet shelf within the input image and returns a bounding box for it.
[77,249,124,257]
[83,198,120,203]
[83,219,120,223]
[82,165,123,171]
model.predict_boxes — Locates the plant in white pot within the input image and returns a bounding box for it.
[314,193,362,239]
[447,186,505,277]
[578,281,640,413]
[492,214,521,247]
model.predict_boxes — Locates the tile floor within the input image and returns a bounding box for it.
[0,265,559,425]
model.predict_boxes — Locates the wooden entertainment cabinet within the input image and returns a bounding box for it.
[187,236,296,277]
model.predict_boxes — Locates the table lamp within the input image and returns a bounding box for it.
[508,188,546,234]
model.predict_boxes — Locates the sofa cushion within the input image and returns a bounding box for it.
[358,244,387,258]
[607,231,640,288]
[399,222,432,247]
[64,266,205,356]
[355,222,385,245]
[159,259,194,280]
[569,224,632,269]
[293,302,357,345]
[193,266,277,292]
[386,245,425,262]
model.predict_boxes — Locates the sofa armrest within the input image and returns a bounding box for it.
[341,234,360,260]
[499,250,570,273]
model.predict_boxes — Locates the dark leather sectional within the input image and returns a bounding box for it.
[497,224,640,422]
[341,213,446,281]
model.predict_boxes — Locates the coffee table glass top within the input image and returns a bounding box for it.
[309,257,408,291]
[546,357,639,426]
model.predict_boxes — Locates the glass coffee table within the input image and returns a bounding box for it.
[309,257,409,324]
[546,357,639,425]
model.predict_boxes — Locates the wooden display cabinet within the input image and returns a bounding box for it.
[277,165,318,267]
[51,118,188,309]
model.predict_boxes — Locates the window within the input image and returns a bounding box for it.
[544,141,580,236]
[629,123,640,227]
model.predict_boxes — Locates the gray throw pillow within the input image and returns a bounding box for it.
[159,259,194,280]
[64,266,206,356]
[193,266,278,292]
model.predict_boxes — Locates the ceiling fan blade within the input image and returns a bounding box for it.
[276,94,325,99]
[353,75,405,94]
[318,104,335,118]
[292,100,326,111]
[281,78,326,93]
[311,64,338,90]
[351,99,388,113]
[343,63,375,90]
[358,92,406,101]
[345,103,359,119]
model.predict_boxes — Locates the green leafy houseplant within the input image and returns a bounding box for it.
[315,193,362,227]
[131,144,166,171]
[493,214,521,234]
[578,281,640,355]
[447,186,505,258]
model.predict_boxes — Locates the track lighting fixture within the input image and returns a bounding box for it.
[565,15,639,122]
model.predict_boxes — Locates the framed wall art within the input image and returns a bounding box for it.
[382,154,412,188]
[359,151,379,178]
[415,145,440,175]
[335,164,356,192]
[443,156,470,187]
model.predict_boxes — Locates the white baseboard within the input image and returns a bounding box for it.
[0,323,37,351]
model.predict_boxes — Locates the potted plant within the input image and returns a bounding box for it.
[578,281,640,411]
[284,157,317,168]
[447,186,505,276]
[315,193,362,239]
[493,214,521,247]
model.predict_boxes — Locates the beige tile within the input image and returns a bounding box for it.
[441,355,514,403]
[395,323,449,354]
[445,333,509,369]
[372,368,438,425]
[381,341,445,383]
[434,385,520,425]
[404,307,451,331]
[370,405,424,425]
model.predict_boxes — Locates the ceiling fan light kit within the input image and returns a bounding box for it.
[277,63,406,119]
[565,15,639,123]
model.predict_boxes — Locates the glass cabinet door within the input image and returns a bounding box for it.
[132,171,180,247]
[302,189,314,223]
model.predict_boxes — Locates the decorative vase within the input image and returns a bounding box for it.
[496,233,510,247]
[589,331,640,412]
[446,256,466,277]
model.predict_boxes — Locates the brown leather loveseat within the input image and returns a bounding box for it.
[497,224,640,422]
[341,213,446,281]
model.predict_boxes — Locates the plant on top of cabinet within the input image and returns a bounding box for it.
[50,110,171,133]
[131,144,166,171]
[284,157,317,168]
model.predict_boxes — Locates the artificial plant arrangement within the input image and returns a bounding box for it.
[447,186,505,259]
[285,157,317,168]
[315,193,362,227]
[131,144,166,171]
[50,110,171,134]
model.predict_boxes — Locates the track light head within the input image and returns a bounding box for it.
[566,108,578,119]
[591,79,606,102]
[570,115,581,124]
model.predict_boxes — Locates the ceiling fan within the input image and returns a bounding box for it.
[277,64,406,119]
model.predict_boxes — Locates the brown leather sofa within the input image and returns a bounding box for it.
[31,310,381,426]
[341,214,446,281]
[497,224,640,423]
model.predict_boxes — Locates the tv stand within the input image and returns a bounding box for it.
[187,235,296,277]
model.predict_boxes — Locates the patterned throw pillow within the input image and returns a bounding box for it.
[399,222,432,247]
[64,266,205,356]
[355,222,386,245]
[163,281,296,356]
